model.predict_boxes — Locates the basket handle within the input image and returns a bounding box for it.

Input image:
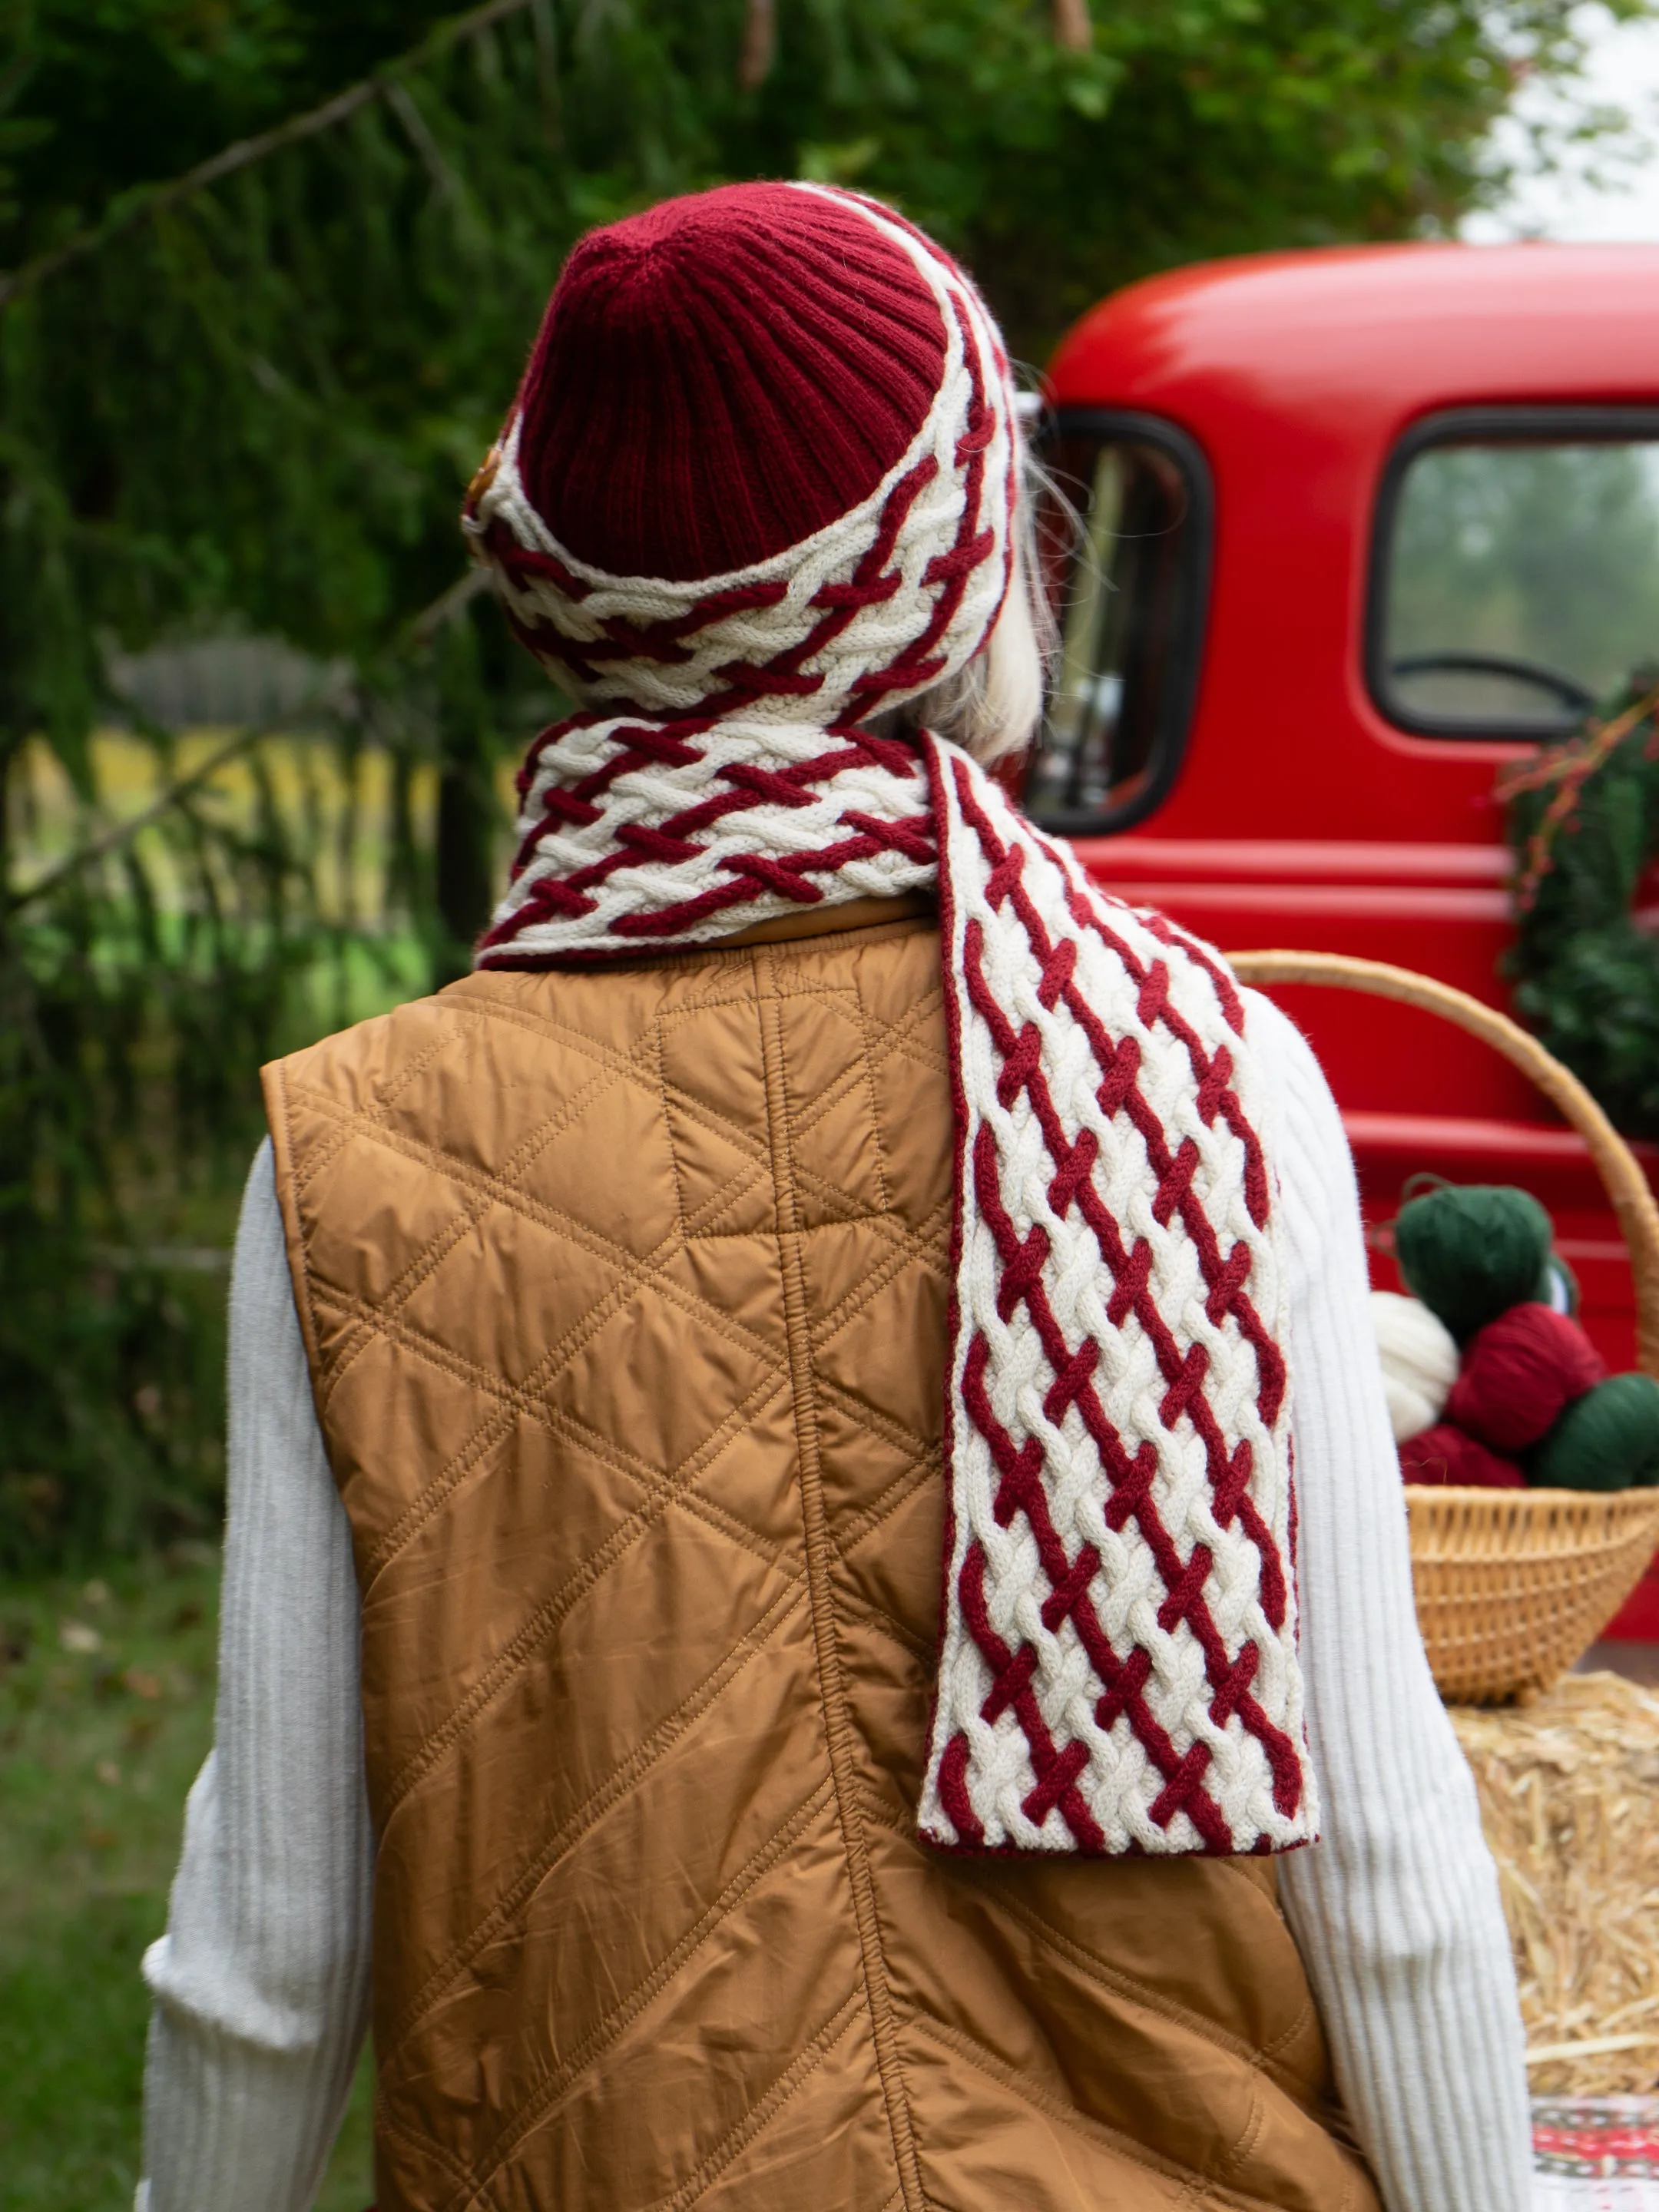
[1228,949,1659,1378]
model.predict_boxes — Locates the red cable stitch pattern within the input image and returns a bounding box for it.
[493,447,945,727]
[478,724,936,952]
[472,183,1015,965]
[926,747,1307,1855]
[478,335,1000,956]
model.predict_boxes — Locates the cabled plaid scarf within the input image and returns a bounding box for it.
[464,184,1315,1857]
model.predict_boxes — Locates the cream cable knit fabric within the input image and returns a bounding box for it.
[491,716,940,954]
[137,996,1531,2212]
[920,751,1311,1856]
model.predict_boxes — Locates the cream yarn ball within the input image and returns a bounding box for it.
[1370,1290,1459,1444]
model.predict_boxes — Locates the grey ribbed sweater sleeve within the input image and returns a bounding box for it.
[137,1138,373,2212]
[1253,993,1533,2212]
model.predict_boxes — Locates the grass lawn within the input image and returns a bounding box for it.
[0,1549,372,2210]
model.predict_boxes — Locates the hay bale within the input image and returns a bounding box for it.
[1450,1671,1659,2097]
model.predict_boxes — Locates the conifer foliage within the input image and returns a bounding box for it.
[1504,675,1659,1142]
[0,0,1621,1564]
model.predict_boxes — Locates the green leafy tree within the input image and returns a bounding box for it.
[0,0,1642,1565]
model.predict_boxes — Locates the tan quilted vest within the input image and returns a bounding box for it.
[263,909,1379,2212]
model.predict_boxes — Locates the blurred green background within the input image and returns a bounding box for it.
[0,1547,374,2206]
[0,0,1644,2199]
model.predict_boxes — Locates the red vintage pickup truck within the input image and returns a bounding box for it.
[1035,240,1659,1631]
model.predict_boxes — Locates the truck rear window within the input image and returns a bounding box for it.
[1372,409,1659,739]
[1024,412,1210,835]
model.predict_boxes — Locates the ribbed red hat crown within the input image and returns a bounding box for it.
[515,183,949,582]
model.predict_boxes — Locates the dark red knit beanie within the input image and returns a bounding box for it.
[514,182,951,582]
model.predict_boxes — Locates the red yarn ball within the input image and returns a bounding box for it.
[1399,1422,1525,1489]
[1445,1301,1607,1454]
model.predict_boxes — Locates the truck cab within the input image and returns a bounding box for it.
[1036,243,1659,1628]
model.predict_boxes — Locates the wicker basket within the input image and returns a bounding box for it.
[1230,949,1659,1704]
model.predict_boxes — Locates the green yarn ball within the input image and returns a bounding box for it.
[1394,1182,1554,1343]
[1526,1372,1659,1492]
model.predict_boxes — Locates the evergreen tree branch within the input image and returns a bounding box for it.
[0,0,538,311]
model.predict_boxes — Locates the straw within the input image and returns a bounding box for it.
[1451,1671,1659,2097]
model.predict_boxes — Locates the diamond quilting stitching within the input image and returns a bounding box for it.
[445,1781,839,2207]
[293,949,935,1844]
[658,988,908,1237]
[380,1578,812,2058]
[287,1085,782,1366]
[803,1200,950,1358]
[283,999,675,1372]
[855,985,950,1071]
[329,1253,789,1587]
[813,1375,935,1485]
[273,931,954,2197]
[296,962,934,1627]
[373,1363,803,1817]
[309,1278,796,1584]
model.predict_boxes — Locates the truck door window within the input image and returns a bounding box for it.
[1024,411,1211,836]
[1372,409,1659,739]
